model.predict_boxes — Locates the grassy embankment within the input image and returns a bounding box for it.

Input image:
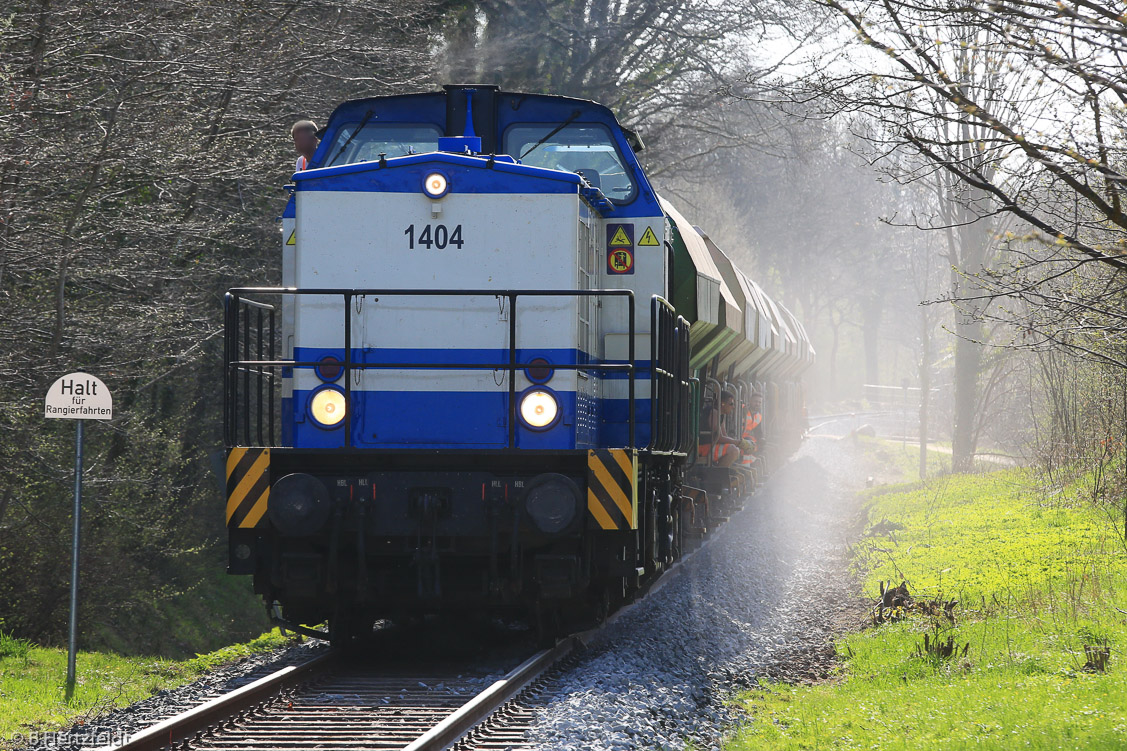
[729,439,1127,749]
[0,628,291,749]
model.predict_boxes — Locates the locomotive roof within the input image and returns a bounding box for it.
[319,86,642,155]
[301,85,659,217]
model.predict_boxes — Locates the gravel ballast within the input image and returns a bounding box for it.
[19,435,869,751]
[525,436,871,751]
[19,640,330,751]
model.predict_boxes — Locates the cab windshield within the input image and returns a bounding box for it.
[323,123,443,166]
[504,124,636,202]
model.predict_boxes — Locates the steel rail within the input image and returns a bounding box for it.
[403,636,578,751]
[96,650,338,751]
[95,637,576,751]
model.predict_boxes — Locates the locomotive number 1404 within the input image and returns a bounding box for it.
[404,224,464,250]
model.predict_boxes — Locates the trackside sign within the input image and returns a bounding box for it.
[45,373,113,420]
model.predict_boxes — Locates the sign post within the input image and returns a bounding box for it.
[44,373,112,699]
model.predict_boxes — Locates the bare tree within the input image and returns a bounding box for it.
[434,0,826,167]
[749,0,1127,468]
[805,0,1127,271]
[0,0,439,650]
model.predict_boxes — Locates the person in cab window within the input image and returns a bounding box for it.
[699,391,743,468]
[292,120,319,172]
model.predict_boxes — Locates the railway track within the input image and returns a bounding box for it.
[99,636,576,751]
[97,490,757,751]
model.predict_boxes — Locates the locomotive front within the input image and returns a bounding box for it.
[224,86,677,638]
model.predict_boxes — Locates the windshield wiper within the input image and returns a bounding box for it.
[326,108,375,167]
[520,109,582,160]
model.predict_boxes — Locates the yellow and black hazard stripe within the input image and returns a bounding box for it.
[226,447,270,529]
[586,449,637,530]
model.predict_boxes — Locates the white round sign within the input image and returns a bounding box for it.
[45,373,113,420]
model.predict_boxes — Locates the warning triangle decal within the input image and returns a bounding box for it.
[638,227,660,246]
[609,226,631,246]
[286,231,296,246]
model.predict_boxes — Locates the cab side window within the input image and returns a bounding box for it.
[503,123,636,203]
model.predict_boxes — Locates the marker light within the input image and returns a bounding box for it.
[423,172,449,198]
[309,387,346,427]
[315,356,342,382]
[520,389,559,429]
[526,357,554,384]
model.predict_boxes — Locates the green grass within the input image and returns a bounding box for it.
[861,436,952,479]
[861,436,1018,482]
[87,566,273,658]
[0,629,290,748]
[727,458,1127,750]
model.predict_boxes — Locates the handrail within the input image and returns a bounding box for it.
[225,287,635,450]
[699,377,723,467]
[722,381,740,445]
[687,376,701,458]
[224,298,277,448]
[677,320,691,454]
[648,296,691,455]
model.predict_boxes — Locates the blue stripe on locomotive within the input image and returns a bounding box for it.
[285,346,650,449]
[288,391,650,450]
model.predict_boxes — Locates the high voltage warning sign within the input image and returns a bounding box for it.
[606,223,635,275]
[638,226,660,246]
[286,231,296,246]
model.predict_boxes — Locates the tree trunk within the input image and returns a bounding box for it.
[50,99,122,356]
[948,139,992,472]
[918,306,930,479]
[861,294,882,385]
[951,321,982,471]
[829,313,841,400]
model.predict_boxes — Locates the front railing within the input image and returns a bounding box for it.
[648,296,693,455]
[227,297,277,448]
[223,288,636,450]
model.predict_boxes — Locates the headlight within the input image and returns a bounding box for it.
[309,387,346,427]
[524,474,580,534]
[423,172,449,198]
[268,473,331,537]
[520,389,559,429]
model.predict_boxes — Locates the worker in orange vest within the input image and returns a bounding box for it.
[740,391,765,466]
[699,391,744,467]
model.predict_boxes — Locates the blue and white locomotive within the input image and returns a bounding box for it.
[223,86,813,640]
